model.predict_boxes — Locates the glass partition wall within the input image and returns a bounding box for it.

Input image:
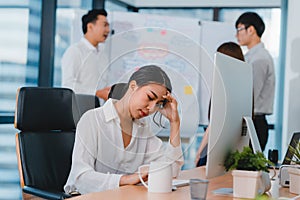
[0,1,92,199]
[0,2,41,199]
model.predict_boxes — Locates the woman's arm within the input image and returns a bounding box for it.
[65,112,123,194]
[144,93,183,176]
[194,126,210,166]
[96,86,111,100]
[119,173,148,186]
[65,134,123,194]
[160,92,181,147]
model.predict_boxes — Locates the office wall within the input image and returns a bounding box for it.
[282,0,300,152]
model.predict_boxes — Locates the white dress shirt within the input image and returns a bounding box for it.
[245,42,275,115]
[64,99,184,194]
[61,37,108,95]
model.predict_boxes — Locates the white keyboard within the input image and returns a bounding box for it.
[172,179,190,187]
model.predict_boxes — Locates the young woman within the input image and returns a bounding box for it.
[64,65,184,194]
[194,42,245,167]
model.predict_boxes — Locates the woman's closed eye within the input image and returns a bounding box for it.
[147,95,154,101]
[147,95,162,108]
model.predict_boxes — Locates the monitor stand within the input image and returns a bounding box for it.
[243,116,262,153]
[243,116,271,193]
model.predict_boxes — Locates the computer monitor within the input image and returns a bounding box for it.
[206,52,261,179]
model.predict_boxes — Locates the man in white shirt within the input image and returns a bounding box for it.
[61,9,111,100]
[235,12,275,151]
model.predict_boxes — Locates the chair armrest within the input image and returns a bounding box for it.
[23,186,72,200]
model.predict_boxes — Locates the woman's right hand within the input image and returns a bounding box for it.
[119,172,148,186]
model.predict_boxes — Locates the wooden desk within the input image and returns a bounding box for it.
[70,167,298,200]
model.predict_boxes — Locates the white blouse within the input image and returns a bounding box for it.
[64,99,184,194]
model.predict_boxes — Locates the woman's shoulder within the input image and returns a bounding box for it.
[79,100,119,124]
[78,106,105,124]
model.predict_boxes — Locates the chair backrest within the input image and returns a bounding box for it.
[15,87,80,193]
[108,83,127,100]
[75,94,100,117]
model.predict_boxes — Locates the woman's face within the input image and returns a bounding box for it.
[129,83,168,119]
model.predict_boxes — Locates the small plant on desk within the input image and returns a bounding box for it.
[224,146,272,172]
[223,146,273,199]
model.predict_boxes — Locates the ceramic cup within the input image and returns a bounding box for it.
[138,161,172,193]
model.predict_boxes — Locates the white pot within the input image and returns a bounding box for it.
[232,170,262,199]
[288,167,300,194]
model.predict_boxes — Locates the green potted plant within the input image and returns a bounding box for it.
[287,140,300,194]
[224,146,273,199]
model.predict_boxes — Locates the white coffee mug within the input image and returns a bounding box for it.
[138,161,172,193]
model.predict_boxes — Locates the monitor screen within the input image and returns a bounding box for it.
[206,52,256,178]
[282,132,300,165]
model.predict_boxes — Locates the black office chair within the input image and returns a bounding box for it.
[14,87,80,200]
[108,83,127,100]
[75,94,100,117]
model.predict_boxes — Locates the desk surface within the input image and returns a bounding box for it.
[70,167,298,200]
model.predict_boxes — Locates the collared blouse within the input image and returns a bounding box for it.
[64,99,184,194]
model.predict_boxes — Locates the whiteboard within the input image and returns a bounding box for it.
[71,11,236,137]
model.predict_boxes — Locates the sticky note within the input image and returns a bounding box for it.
[184,86,193,95]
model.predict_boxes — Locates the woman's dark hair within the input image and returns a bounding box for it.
[108,65,172,101]
[235,12,265,38]
[217,42,245,61]
[128,65,172,93]
[129,65,172,128]
[82,9,107,34]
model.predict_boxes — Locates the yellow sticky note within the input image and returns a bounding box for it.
[184,86,193,95]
